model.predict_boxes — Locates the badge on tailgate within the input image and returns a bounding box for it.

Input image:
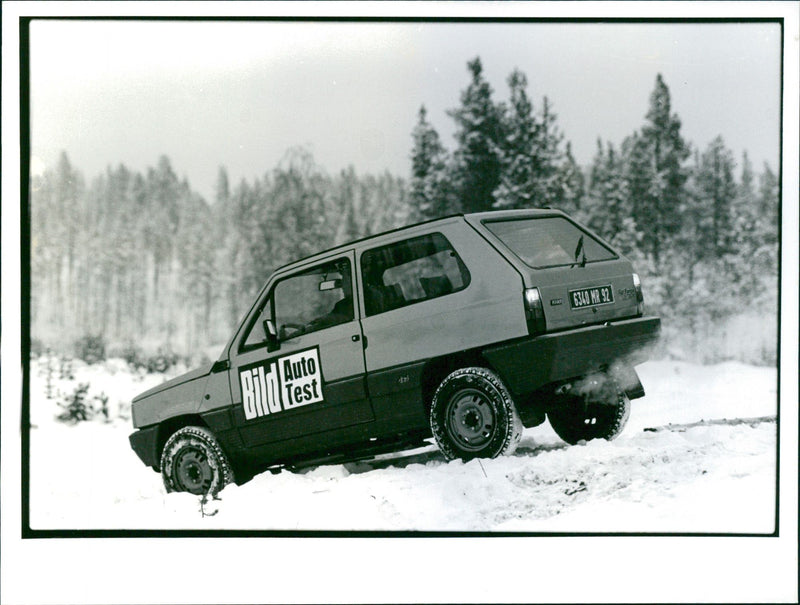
[569,285,614,309]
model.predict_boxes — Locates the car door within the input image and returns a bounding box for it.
[228,252,373,449]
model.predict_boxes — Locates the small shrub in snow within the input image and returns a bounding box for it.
[119,343,182,374]
[43,353,56,400]
[58,356,75,380]
[74,334,107,365]
[95,392,110,422]
[56,383,93,424]
[144,347,180,374]
[118,342,144,369]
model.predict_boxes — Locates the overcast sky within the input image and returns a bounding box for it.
[30,19,781,202]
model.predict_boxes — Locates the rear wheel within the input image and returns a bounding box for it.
[547,392,631,445]
[430,367,522,461]
[161,426,234,496]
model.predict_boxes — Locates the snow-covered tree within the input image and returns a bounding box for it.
[409,105,453,220]
[627,74,690,265]
[693,135,737,260]
[448,57,503,213]
[552,142,585,215]
[493,69,566,210]
[493,69,538,209]
[584,139,638,255]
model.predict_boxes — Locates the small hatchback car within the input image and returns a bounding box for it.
[130,209,660,495]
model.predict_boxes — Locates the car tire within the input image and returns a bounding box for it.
[430,367,523,461]
[547,391,631,445]
[160,426,234,496]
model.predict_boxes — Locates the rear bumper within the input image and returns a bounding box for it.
[129,425,160,469]
[483,316,660,395]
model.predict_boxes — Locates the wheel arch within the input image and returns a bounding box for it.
[419,349,496,415]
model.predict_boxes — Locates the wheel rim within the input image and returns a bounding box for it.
[174,446,214,495]
[445,388,496,451]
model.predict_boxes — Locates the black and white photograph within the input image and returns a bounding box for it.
[2,2,798,604]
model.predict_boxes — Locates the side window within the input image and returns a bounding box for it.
[273,258,354,341]
[361,232,470,317]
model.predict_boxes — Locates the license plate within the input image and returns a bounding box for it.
[569,285,614,309]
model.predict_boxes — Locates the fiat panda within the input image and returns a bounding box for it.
[129,209,660,495]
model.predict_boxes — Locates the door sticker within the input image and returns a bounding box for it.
[239,347,324,420]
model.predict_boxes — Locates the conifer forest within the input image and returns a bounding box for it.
[30,63,780,366]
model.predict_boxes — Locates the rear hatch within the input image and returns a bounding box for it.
[468,212,642,332]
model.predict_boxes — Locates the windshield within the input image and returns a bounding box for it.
[483,217,617,269]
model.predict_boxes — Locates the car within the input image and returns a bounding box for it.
[129,209,661,495]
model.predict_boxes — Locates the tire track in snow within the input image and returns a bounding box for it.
[642,415,776,432]
[489,420,776,528]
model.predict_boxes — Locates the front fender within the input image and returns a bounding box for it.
[131,373,209,428]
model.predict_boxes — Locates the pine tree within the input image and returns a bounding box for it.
[448,57,503,213]
[409,105,452,220]
[731,153,774,290]
[628,74,690,265]
[176,190,217,352]
[582,138,609,227]
[83,164,140,342]
[533,96,565,207]
[332,167,362,244]
[753,162,780,314]
[56,152,86,335]
[215,166,230,206]
[694,136,737,260]
[757,163,779,248]
[493,70,567,210]
[359,171,409,234]
[585,140,638,254]
[144,155,182,304]
[493,69,538,209]
[30,152,87,347]
[552,142,585,215]
[734,151,758,243]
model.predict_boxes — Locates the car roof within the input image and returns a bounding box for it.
[220,207,568,362]
[275,208,566,273]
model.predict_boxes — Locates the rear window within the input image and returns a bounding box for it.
[361,232,470,317]
[483,217,617,269]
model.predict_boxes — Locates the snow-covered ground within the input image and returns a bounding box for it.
[28,357,778,533]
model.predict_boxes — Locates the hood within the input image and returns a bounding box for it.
[132,363,214,403]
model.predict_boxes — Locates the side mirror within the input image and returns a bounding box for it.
[264,319,279,352]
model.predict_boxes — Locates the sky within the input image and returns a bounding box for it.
[29,19,782,202]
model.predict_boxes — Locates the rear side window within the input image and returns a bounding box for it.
[361,232,470,317]
[483,217,617,269]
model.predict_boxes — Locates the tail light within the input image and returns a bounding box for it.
[524,287,546,335]
[632,273,645,315]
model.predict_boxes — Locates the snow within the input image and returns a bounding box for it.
[27,356,777,533]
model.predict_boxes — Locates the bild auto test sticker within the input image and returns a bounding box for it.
[239,347,323,420]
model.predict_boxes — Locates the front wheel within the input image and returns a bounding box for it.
[430,367,522,461]
[161,426,234,496]
[547,392,631,445]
